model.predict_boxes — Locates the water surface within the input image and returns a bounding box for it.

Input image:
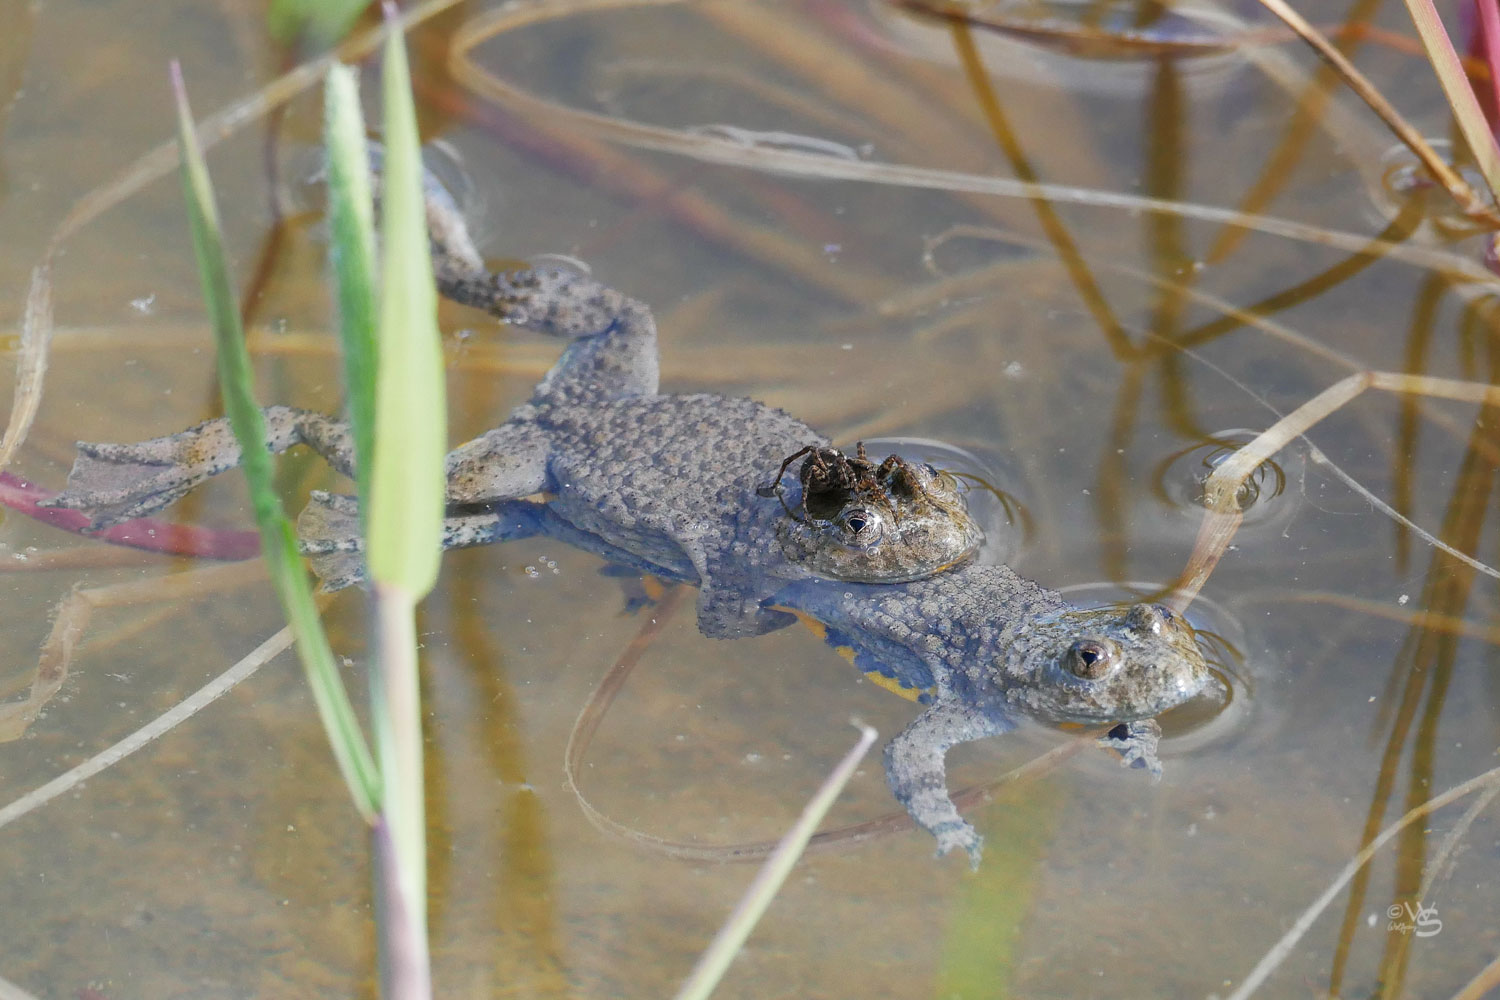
[0,1,1496,997]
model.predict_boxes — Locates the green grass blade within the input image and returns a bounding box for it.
[323,64,379,516]
[171,61,379,821]
[370,581,430,997]
[268,0,373,45]
[365,10,445,596]
[937,782,1060,999]
[1255,0,1500,221]
[362,11,444,994]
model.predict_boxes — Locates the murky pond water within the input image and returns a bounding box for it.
[1,0,1498,997]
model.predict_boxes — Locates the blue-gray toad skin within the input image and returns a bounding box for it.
[42,179,1212,866]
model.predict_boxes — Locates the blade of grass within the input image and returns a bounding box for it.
[672,724,878,1000]
[447,5,1495,279]
[171,60,379,821]
[1224,762,1500,1000]
[1400,0,1500,199]
[0,263,52,473]
[1256,0,1500,222]
[360,5,446,996]
[0,0,462,481]
[1448,951,1500,1000]
[367,16,445,597]
[269,0,374,46]
[0,624,296,834]
[323,64,380,518]
[0,973,44,999]
[370,590,429,1000]
[937,781,1060,1000]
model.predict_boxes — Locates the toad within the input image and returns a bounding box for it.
[42,167,1212,864]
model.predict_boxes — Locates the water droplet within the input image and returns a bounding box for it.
[1366,139,1494,236]
[1153,429,1294,524]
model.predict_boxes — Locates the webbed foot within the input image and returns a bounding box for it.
[599,564,664,615]
[296,491,550,592]
[930,818,985,870]
[696,579,797,638]
[42,407,354,530]
[1099,718,1164,780]
[297,491,366,592]
[40,422,244,528]
[884,698,1014,869]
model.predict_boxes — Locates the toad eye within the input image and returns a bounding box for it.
[840,508,884,545]
[1065,639,1119,680]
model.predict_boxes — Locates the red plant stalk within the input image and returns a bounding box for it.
[1470,0,1500,134]
[0,472,260,560]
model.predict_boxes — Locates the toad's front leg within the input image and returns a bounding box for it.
[1099,717,1163,778]
[884,697,1014,868]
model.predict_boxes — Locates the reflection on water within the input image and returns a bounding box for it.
[0,0,1498,998]
[0,0,33,203]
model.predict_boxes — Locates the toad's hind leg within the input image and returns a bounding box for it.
[445,269,658,411]
[41,407,354,529]
[424,177,659,409]
[442,420,551,506]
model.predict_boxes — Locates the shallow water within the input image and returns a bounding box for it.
[1,0,1498,997]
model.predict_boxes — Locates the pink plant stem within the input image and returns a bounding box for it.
[1475,0,1500,131]
[0,472,260,560]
